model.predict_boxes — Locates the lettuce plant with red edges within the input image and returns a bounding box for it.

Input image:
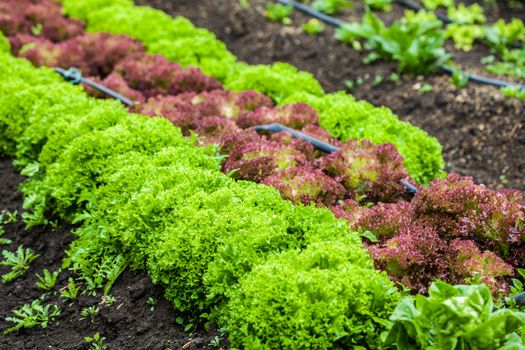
[449,239,513,295]
[262,167,346,206]
[268,132,316,161]
[114,54,222,98]
[368,225,450,294]
[222,139,309,182]
[75,33,145,77]
[318,140,411,203]
[11,34,89,73]
[139,90,273,131]
[193,116,261,153]
[413,174,525,258]
[341,173,523,294]
[0,0,83,41]
[236,103,318,129]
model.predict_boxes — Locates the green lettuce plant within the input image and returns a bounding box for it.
[385,281,525,349]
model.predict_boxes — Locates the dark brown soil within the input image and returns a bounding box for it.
[136,0,525,191]
[0,158,227,349]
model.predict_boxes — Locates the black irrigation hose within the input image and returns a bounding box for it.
[254,123,340,153]
[253,123,419,195]
[275,0,525,91]
[440,64,525,90]
[54,67,134,107]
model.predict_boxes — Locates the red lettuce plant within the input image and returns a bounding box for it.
[236,103,318,129]
[319,140,410,203]
[114,54,222,97]
[262,166,347,206]
[368,225,451,294]
[12,34,89,73]
[1,0,83,42]
[413,174,525,257]
[222,139,309,182]
[74,33,145,77]
[449,239,513,296]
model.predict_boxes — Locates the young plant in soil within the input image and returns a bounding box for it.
[1,246,39,283]
[3,299,61,335]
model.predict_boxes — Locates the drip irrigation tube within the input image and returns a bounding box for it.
[54,67,133,107]
[275,0,525,91]
[253,123,419,194]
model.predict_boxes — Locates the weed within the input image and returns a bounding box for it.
[452,68,469,88]
[3,300,60,335]
[61,278,80,301]
[1,246,39,283]
[85,332,107,350]
[418,83,433,93]
[146,297,158,312]
[264,4,293,25]
[36,268,60,291]
[80,306,100,321]
[302,19,325,36]
[101,295,116,307]
[209,335,223,348]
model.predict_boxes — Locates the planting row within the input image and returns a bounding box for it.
[45,0,445,185]
[1,46,524,349]
[1,0,523,296]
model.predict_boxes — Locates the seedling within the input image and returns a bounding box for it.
[238,0,249,8]
[373,74,384,86]
[302,19,325,36]
[61,278,80,301]
[209,335,223,348]
[85,332,107,350]
[264,4,293,25]
[146,297,158,311]
[418,84,433,93]
[3,300,60,335]
[102,295,116,307]
[1,210,18,224]
[1,246,39,283]
[36,268,60,291]
[452,68,469,88]
[389,72,400,82]
[0,227,11,245]
[80,306,100,321]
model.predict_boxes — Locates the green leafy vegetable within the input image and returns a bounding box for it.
[385,281,525,349]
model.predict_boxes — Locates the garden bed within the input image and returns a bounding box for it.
[0,0,524,348]
[138,0,525,191]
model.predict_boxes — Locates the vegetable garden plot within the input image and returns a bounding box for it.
[142,0,525,192]
[0,0,524,348]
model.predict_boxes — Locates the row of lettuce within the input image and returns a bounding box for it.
[1,0,523,297]
[1,44,524,349]
[48,0,446,185]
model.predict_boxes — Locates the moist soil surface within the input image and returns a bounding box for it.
[0,159,227,349]
[136,0,525,191]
